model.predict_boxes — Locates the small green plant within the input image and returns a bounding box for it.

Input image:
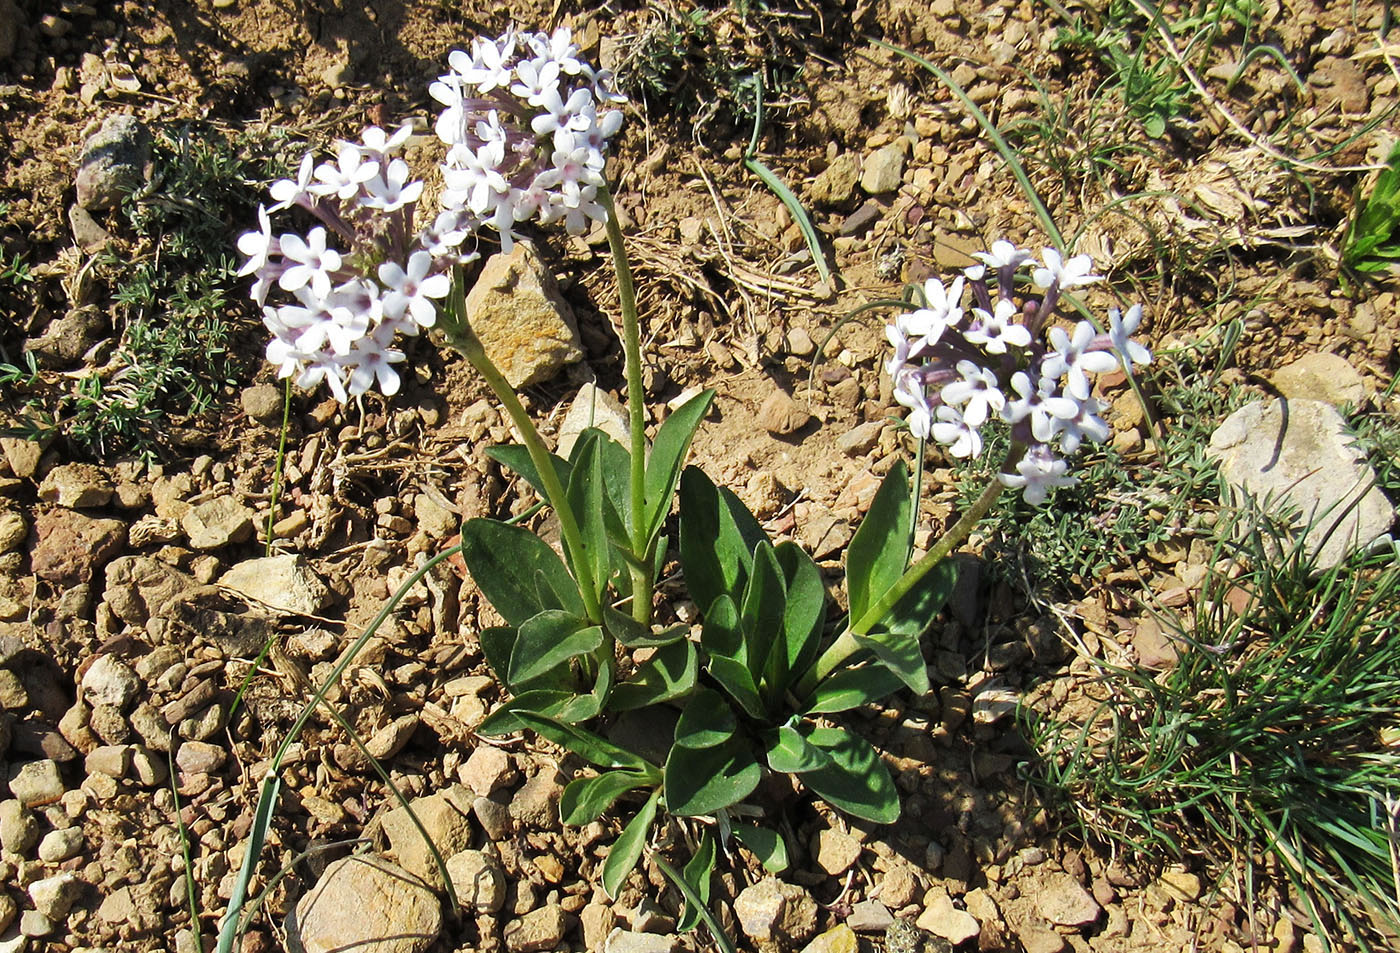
[1026,498,1400,950]
[1341,142,1400,279]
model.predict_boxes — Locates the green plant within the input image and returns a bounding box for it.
[1341,142,1400,279]
[62,123,290,455]
[1026,498,1400,950]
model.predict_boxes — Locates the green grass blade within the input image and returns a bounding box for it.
[742,156,832,284]
[216,773,282,953]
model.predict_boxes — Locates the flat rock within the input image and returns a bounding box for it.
[75,115,151,211]
[103,555,197,625]
[1033,872,1101,928]
[915,890,979,945]
[181,497,254,549]
[7,759,64,806]
[289,854,441,953]
[801,925,859,953]
[509,769,564,829]
[861,143,906,194]
[36,464,112,508]
[846,899,894,933]
[81,655,139,710]
[503,904,567,953]
[466,241,583,388]
[1208,399,1395,569]
[758,388,811,435]
[28,872,80,921]
[557,382,630,459]
[1269,352,1366,408]
[1,436,44,479]
[446,849,505,914]
[380,787,475,890]
[813,828,862,876]
[734,877,818,946]
[218,554,329,615]
[809,152,861,206]
[31,510,126,585]
[605,929,677,953]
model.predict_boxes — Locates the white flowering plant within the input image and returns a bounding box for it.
[224,28,1151,950]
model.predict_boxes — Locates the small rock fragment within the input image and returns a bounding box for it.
[28,872,81,921]
[813,828,862,876]
[0,799,40,853]
[289,854,442,953]
[218,554,330,615]
[861,143,906,194]
[1034,872,1102,928]
[37,827,84,863]
[503,904,568,953]
[181,497,255,549]
[915,889,979,945]
[446,849,506,914]
[734,878,818,945]
[37,463,113,508]
[801,924,858,953]
[758,388,811,435]
[76,115,152,211]
[81,655,140,710]
[8,760,64,806]
[509,770,564,830]
[380,788,475,889]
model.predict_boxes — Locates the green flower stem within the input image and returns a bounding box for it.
[599,183,652,625]
[440,267,603,623]
[796,463,1011,697]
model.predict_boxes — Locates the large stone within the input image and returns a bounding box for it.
[28,872,81,921]
[861,143,906,195]
[181,497,254,549]
[37,463,112,508]
[557,382,630,459]
[103,555,197,625]
[75,115,151,211]
[31,510,127,585]
[734,878,819,946]
[466,241,583,387]
[81,655,140,710]
[380,787,475,890]
[1208,399,1395,569]
[809,153,861,207]
[503,904,568,953]
[7,759,64,806]
[1033,872,1101,928]
[288,855,441,953]
[1269,353,1366,408]
[915,889,979,945]
[218,554,330,615]
[445,849,506,914]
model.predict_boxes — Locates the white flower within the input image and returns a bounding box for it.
[973,240,1032,271]
[380,251,451,329]
[998,446,1077,505]
[1053,397,1111,454]
[1042,320,1119,401]
[931,405,982,459]
[312,143,380,200]
[344,324,406,397]
[940,360,1005,428]
[529,26,585,75]
[359,123,413,160]
[442,140,510,216]
[511,57,561,106]
[964,298,1032,355]
[1108,304,1152,371]
[269,154,316,211]
[1032,248,1100,290]
[462,33,516,92]
[236,205,275,277]
[1002,371,1079,442]
[362,159,424,212]
[277,227,342,299]
[892,368,934,439]
[532,85,595,138]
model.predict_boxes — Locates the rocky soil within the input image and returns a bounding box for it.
[1,0,1398,952]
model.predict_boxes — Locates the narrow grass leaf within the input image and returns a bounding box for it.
[602,789,660,900]
[744,156,832,283]
[676,829,717,933]
[216,773,281,953]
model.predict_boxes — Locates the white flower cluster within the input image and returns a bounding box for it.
[430,27,624,248]
[885,241,1151,505]
[236,27,624,402]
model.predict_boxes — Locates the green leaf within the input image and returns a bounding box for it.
[601,788,660,899]
[475,689,577,736]
[508,611,603,685]
[743,157,833,284]
[461,518,584,626]
[479,626,517,685]
[679,466,766,615]
[856,556,959,694]
[775,541,826,691]
[663,735,761,816]
[565,436,609,602]
[801,725,900,823]
[700,596,764,719]
[852,629,928,696]
[676,829,717,933]
[804,665,905,714]
[611,639,699,711]
[742,541,787,695]
[644,389,715,547]
[554,661,614,724]
[673,688,737,749]
[604,605,688,648]
[846,459,910,623]
[485,444,571,504]
[560,771,653,825]
[730,824,789,873]
[514,711,659,775]
[765,723,832,773]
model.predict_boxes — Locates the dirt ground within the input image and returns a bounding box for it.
[1,0,1398,951]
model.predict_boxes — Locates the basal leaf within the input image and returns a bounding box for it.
[645,389,715,547]
[846,459,910,623]
[565,435,609,602]
[801,725,900,824]
[855,555,959,694]
[508,611,603,685]
[605,605,688,648]
[679,467,767,614]
[852,628,929,696]
[804,665,905,714]
[730,824,789,873]
[560,771,653,824]
[765,723,832,773]
[474,689,576,736]
[676,828,717,933]
[478,626,517,686]
[700,595,764,718]
[601,788,660,899]
[775,541,826,692]
[610,638,699,711]
[743,541,787,696]
[461,518,584,625]
[514,710,658,774]
[484,444,571,503]
[663,735,761,816]
[673,688,737,749]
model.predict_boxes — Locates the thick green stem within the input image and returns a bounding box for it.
[600,183,652,625]
[440,269,603,623]
[795,463,1011,697]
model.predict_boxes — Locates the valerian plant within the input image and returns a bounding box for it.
[225,26,1151,948]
